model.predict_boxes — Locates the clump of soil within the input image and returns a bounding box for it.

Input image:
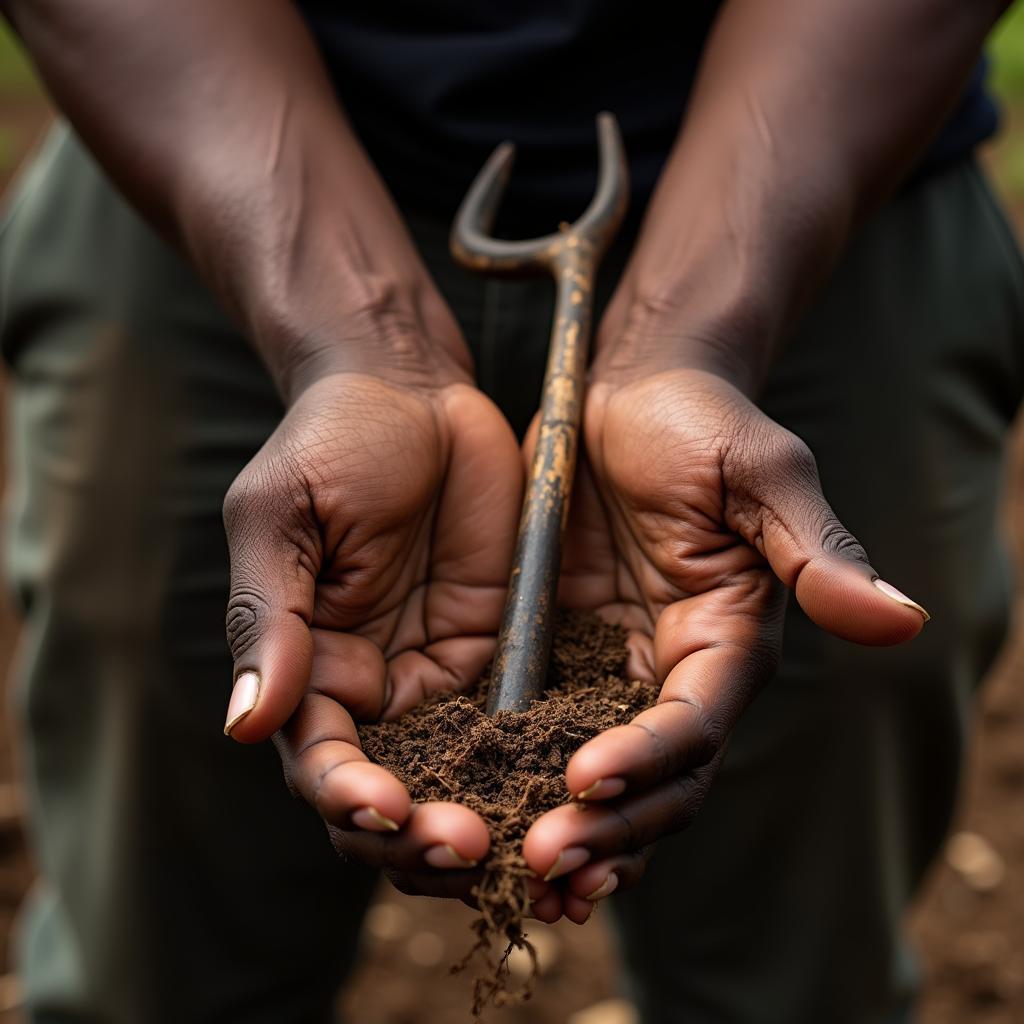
[359,609,656,1017]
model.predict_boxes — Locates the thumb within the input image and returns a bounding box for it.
[729,427,928,646]
[220,463,316,742]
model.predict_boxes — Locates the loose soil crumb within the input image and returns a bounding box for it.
[359,610,657,1018]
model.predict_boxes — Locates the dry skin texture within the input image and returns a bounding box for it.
[360,610,657,1017]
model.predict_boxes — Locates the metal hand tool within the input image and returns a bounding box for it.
[451,112,628,714]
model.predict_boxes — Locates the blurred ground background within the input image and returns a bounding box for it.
[2,11,1024,1024]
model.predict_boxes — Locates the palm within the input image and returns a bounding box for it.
[278,374,521,717]
[556,370,782,684]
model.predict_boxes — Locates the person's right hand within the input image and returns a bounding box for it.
[220,343,522,899]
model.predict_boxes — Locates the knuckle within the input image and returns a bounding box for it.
[688,705,726,764]
[629,720,674,778]
[225,588,271,659]
[666,771,710,833]
[725,424,820,527]
[223,463,278,532]
[767,431,818,485]
[818,516,870,564]
[656,696,724,769]
[310,757,349,817]
[606,803,640,852]
[222,472,255,532]
[749,639,781,687]
[222,455,321,600]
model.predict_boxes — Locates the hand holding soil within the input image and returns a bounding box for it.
[218,332,932,1014]
[517,366,930,908]
[350,363,932,1017]
[220,368,523,897]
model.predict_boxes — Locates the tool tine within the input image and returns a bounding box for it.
[573,112,629,251]
[450,142,552,272]
[451,114,629,277]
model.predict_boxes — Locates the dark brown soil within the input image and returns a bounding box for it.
[360,611,657,1017]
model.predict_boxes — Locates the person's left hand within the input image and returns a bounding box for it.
[520,351,928,924]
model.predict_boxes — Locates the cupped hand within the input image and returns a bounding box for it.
[221,364,522,898]
[522,365,928,922]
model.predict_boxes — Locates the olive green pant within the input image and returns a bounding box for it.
[1,125,1022,1024]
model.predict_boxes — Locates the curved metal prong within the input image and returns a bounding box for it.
[450,142,553,273]
[573,112,629,252]
[451,113,630,276]
[451,141,516,250]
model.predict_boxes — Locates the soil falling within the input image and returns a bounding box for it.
[359,609,657,1017]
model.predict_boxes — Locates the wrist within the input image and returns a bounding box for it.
[592,270,774,398]
[593,129,847,397]
[252,277,473,404]
[176,129,473,404]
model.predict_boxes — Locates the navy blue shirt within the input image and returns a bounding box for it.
[299,1,998,232]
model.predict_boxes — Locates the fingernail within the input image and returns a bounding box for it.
[424,844,478,870]
[585,872,619,902]
[544,846,590,882]
[351,806,400,832]
[223,671,260,736]
[873,579,930,622]
[576,777,626,801]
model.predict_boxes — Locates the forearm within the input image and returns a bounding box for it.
[4,0,466,398]
[601,0,1009,393]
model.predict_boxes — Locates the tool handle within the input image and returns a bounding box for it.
[486,245,595,714]
[450,113,629,715]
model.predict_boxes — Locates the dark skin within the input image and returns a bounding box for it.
[3,0,1008,924]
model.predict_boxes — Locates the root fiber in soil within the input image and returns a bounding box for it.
[359,610,657,1017]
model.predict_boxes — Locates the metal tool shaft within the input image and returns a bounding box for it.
[488,241,594,713]
[451,113,628,714]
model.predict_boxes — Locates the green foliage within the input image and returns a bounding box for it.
[993,4,1024,101]
[0,25,41,180]
[989,6,1024,203]
[0,23,37,94]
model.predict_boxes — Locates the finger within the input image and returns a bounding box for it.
[728,424,928,646]
[282,686,412,831]
[567,578,778,800]
[384,868,483,901]
[563,891,597,925]
[384,639,496,719]
[333,800,491,875]
[309,629,390,722]
[523,768,716,877]
[222,461,316,741]
[526,886,564,924]
[566,851,650,901]
[625,630,656,682]
[561,852,648,922]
